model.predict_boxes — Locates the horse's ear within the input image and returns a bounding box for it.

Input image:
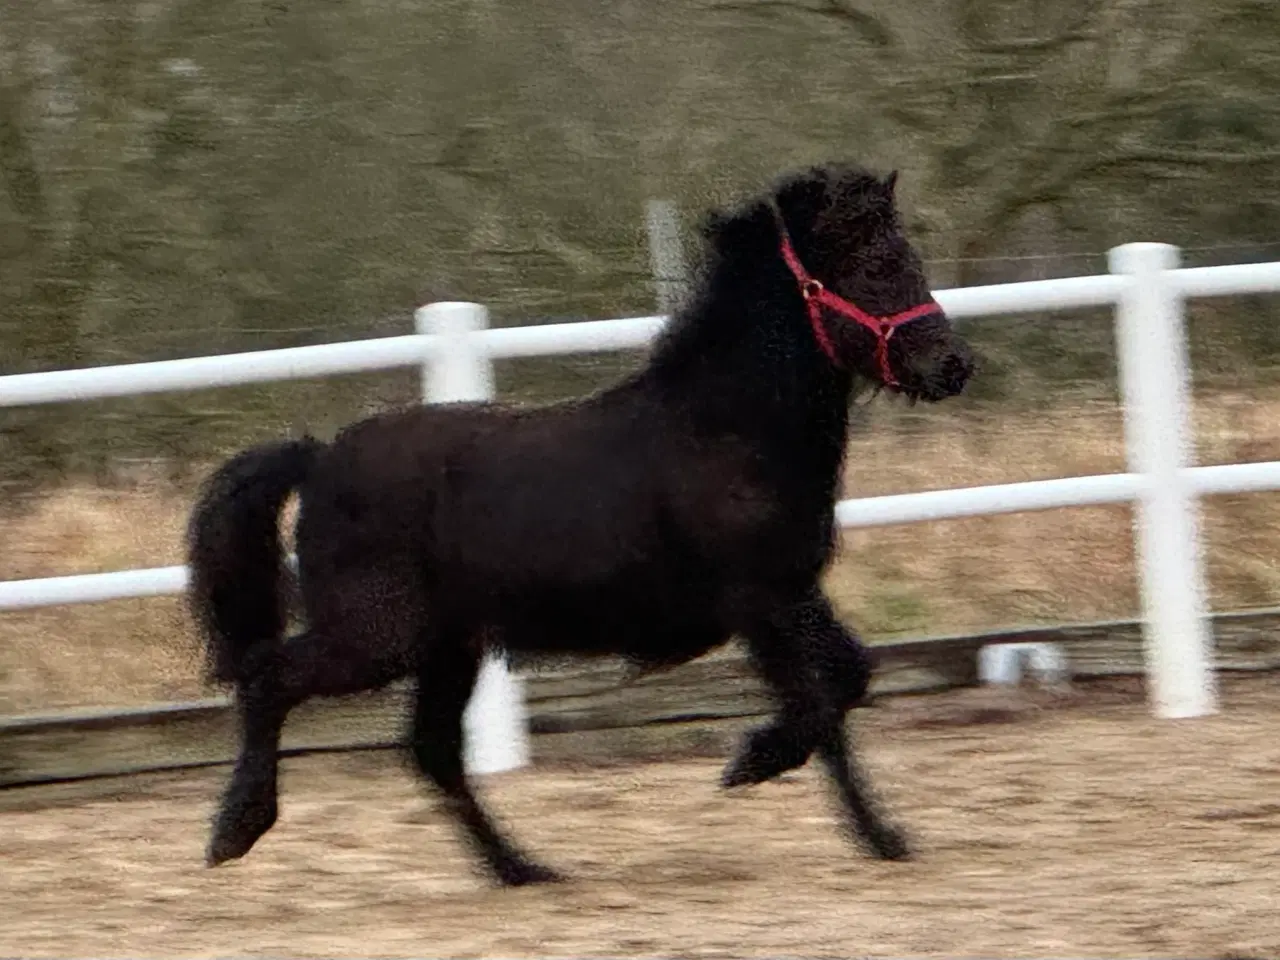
[882,170,899,199]
[775,168,831,221]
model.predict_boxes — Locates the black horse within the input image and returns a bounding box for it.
[187,162,975,887]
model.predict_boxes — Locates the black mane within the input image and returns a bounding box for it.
[645,162,895,388]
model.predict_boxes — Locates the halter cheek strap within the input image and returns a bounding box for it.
[774,218,941,387]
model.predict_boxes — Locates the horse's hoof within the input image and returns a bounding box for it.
[206,793,277,867]
[719,761,759,790]
[720,752,791,789]
[205,836,249,867]
[497,859,565,887]
[720,745,778,789]
[864,823,912,861]
[205,817,270,866]
[721,725,811,789]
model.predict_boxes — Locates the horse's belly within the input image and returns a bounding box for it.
[485,574,721,659]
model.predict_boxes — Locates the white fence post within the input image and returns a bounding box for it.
[645,199,687,317]
[414,301,530,775]
[1109,243,1217,718]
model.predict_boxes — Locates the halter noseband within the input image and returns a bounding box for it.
[772,209,942,387]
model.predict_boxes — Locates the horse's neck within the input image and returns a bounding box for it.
[744,373,853,505]
[647,296,856,503]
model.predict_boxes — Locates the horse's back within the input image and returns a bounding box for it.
[427,396,676,588]
[303,394,675,574]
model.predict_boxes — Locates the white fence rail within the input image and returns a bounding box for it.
[4,243,1280,759]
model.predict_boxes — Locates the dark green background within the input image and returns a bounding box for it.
[2,0,1279,485]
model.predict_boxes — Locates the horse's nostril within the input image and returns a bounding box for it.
[939,352,973,393]
[943,354,969,378]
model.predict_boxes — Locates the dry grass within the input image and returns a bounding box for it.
[829,386,1280,636]
[5,388,1280,714]
[0,483,203,713]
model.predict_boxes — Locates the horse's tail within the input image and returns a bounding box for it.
[186,436,325,688]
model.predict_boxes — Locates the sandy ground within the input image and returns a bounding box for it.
[2,678,1279,959]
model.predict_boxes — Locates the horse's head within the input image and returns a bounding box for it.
[769,163,974,402]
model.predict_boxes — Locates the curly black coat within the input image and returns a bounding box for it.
[186,161,974,886]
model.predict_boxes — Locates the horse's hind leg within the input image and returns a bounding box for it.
[409,632,561,887]
[207,628,410,866]
[206,645,295,866]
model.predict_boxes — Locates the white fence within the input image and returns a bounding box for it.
[4,242,1280,770]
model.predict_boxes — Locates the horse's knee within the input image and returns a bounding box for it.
[824,631,873,711]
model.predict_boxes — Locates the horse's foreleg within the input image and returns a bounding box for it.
[727,592,910,861]
[410,635,562,887]
[722,593,874,786]
[721,710,813,787]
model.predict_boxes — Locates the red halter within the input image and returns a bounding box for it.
[774,219,942,386]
